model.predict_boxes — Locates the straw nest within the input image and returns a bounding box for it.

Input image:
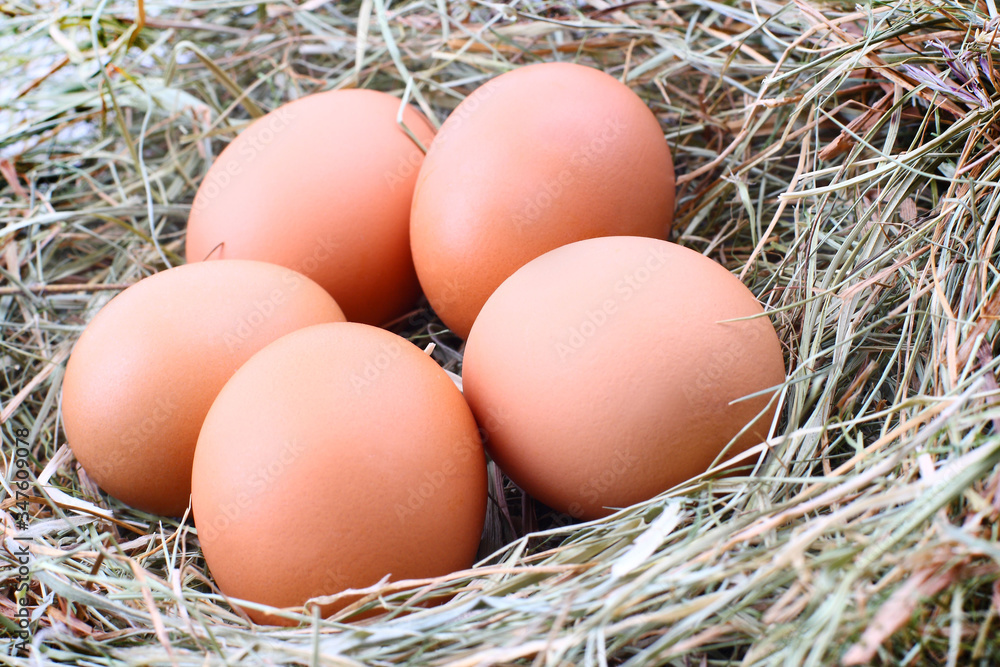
[3,0,1000,665]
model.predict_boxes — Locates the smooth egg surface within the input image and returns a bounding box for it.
[185,89,435,326]
[192,323,487,624]
[462,236,784,520]
[411,62,676,339]
[61,260,346,516]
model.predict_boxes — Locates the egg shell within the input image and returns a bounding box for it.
[61,260,346,516]
[191,322,487,625]
[462,236,784,520]
[185,89,436,326]
[410,62,676,339]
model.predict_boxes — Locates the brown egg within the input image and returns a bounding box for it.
[61,261,346,516]
[185,89,435,326]
[192,323,487,625]
[410,62,675,339]
[462,237,784,520]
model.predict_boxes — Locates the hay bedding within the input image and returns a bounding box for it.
[2,0,1000,664]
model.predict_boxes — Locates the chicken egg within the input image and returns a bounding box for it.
[61,260,345,516]
[186,89,435,326]
[462,237,784,520]
[411,62,675,339]
[192,323,487,624]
